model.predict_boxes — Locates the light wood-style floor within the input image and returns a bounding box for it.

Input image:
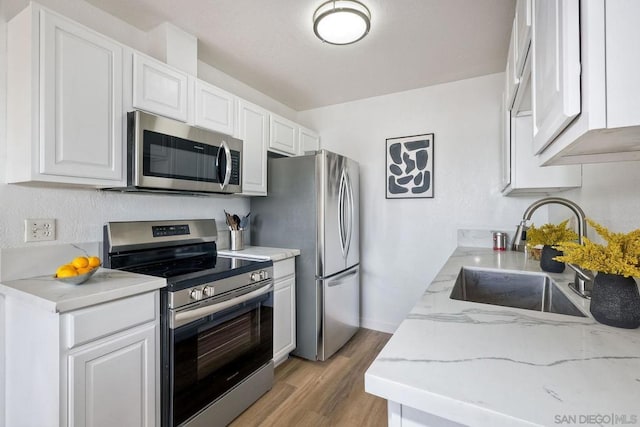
[230,328,392,427]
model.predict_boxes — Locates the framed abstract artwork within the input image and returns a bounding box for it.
[385,133,434,199]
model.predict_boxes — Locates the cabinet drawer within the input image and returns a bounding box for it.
[273,258,295,280]
[63,291,157,349]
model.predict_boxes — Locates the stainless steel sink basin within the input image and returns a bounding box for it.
[450,267,586,317]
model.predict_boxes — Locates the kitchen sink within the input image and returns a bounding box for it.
[450,267,586,317]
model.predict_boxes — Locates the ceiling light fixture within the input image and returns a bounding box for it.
[313,0,371,45]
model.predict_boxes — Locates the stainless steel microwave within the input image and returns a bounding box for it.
[124,110,242,195]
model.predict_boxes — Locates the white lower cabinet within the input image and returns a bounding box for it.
[68,324,156,427]
[4,291,159,427]
[272,258,296,366]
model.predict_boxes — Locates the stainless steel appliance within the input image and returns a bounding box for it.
[251,150,360,361]
[116,111,243,194]
[103,219,273,427]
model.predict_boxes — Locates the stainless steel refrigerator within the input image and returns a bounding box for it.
[251,150,360,361]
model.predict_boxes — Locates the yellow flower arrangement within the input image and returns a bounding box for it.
[554,219,640,278]
[526,219,579,248]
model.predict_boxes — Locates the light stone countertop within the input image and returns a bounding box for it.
[365,247,640,427]
[0,268,166,313]
[218,245,300,262]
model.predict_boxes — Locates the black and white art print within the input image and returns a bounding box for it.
[385,134,434,199]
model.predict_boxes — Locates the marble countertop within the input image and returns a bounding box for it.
[0,268,166,313]
[218,245,300,262]
[365,247,640,427]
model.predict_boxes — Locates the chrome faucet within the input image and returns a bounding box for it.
[512,197,593,299]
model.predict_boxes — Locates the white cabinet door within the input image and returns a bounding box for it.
[194,79,235,135]
[514,0,532,76]
[133,53,188,122]
[531,0,581,154]
[40,11,124,182]
[68,323,157,427]
[298,126,320,155]
[237,99,269,195]
[269,114,299,156]
[273,275,296,365]
[505,22,519,110]
[7,5,125,186]
[500,93,511,192]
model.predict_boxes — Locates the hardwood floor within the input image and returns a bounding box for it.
[230,328,392,427]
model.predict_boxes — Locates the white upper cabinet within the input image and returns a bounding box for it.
[269,114,299,156]
[504,24,519,110]
[514,0,532,76]
[237,99,269,196]
[536,0,640,165]
[298,126,320,155]
[502,7,581,196]
[7,4,125,186]
[194,78,236,135]
[531,0,581,154]
[132,52,189,122]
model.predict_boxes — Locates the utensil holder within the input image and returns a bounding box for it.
[230,230,244,251]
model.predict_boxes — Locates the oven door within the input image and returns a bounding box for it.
[165,281,273,426]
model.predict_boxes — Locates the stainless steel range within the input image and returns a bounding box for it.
[103,219,274,427]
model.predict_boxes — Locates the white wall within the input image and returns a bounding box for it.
[298,73,540,332]
[549,161,640,237]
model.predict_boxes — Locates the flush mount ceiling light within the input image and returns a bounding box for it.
[313,0,371,45]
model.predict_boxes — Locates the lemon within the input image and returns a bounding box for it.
[56,265,78,278]
[88,256,101,268]
[56,264,74,276]
[76,267,92,275]
[71,256,89,269]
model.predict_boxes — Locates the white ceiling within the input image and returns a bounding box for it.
[84,0,516,111]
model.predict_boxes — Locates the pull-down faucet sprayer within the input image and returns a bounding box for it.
[512,197,593,299]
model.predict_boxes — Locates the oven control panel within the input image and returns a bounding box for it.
[169,266,274,308]
[250,270,269,282]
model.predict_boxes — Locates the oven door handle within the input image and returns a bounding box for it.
[170,282,273,329]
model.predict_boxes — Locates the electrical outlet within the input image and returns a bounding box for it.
[24,219,56,242]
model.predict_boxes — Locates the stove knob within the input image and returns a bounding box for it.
[202,286,215,297]
[260,270,268,280]
[250,272,260,282]
[190,288,203,300]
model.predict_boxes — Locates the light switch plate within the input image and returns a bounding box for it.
[25,219,56,242]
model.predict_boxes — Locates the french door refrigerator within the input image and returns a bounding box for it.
[251,150,360,361]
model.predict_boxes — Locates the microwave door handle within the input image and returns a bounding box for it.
[216,140,232,190]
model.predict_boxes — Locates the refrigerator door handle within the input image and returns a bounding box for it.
[326,267,358,286]
[338,170,347,258]
[344,169,354,259]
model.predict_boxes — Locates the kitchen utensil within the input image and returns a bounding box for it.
[233,214,241,230]
[239,213,250,229]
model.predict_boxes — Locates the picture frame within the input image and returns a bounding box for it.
[385,133,434,199]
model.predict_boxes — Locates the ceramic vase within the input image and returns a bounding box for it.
[590,273,640,329]
[540,245,565,273]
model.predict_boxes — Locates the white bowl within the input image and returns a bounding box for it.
[54,266,99,285]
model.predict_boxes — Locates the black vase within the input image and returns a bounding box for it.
[590,273,640,329]
[540,245,565,273]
